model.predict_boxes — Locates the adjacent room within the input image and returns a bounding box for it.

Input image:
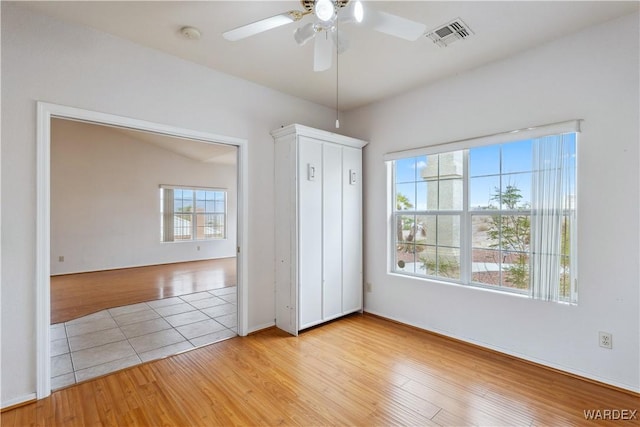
[48,118,239,389]
[2,1,639,425]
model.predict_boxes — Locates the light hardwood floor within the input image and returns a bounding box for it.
[51,258,237,324]
[4,314,638,426]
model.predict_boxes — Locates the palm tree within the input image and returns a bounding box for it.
[396,193,426,253]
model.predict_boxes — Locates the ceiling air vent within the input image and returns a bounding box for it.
[425,18,473,48]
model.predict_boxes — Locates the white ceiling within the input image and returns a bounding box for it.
[111,126,238,164]
[16,1,639,111]
[59,119,238,164]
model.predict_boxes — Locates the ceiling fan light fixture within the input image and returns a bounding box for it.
[315,0,335,22]
[353,0,364,23]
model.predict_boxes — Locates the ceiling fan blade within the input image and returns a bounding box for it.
[314,31,333,72]
[363,9,426,41]
[332,29,350,55]
[223,12,296,41]
[294,22,316,46]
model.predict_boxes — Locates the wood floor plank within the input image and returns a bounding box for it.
[3,313,639,426]
[51,258,236,323]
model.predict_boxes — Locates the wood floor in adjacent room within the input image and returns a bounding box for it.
[4,314,638,426]
[51,258,237,324]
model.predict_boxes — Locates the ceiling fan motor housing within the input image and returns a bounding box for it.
[301,0,350,13]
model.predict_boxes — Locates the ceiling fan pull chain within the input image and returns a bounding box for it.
[335,14,340,129]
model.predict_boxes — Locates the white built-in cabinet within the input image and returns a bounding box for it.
[272,124,368,335]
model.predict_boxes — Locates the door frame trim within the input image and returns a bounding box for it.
[36,101,249,398]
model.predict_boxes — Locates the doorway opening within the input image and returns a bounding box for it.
[37,102,248,398]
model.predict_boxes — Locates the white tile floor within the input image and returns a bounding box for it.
[50,287,237,390]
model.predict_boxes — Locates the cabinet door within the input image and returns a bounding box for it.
[274,137,297,335]
[322,143,343,320]
[342,146,363,313]
[297,137,323,328]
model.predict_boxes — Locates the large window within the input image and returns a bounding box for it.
[389,123,578,303]
[160,186,226,242]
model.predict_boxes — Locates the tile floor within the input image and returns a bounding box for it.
[50,286,237,390]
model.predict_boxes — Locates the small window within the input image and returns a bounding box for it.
[160,186,226,242]
[389,124,578,304]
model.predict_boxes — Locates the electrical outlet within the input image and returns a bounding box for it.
[58,256,64,262]
[599,332,612,349]
[365,282,372,292]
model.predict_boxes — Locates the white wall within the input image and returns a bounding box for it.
[3,2,638,408]
[344,12,639,392]
[50,119,237,275]
[1,3,338,406]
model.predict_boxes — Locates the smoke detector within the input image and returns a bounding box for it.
[180,26,202,40]
[425,18,473,47]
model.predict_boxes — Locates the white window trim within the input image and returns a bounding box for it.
[383,120,581,161]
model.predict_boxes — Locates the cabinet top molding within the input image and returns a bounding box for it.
[271,124,368,149]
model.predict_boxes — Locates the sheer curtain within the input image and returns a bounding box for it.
[530,133,576,302]
[161,187,174,242]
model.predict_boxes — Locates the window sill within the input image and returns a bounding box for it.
[387,270,531,299]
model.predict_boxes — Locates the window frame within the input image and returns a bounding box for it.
[386,121,580,303]
[391,152,465,282]
[160,185,227,242]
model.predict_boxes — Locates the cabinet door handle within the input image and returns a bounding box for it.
[349,169,357,185]
[308,164,316,181]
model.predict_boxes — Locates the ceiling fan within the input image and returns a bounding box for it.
[223,0,426,72]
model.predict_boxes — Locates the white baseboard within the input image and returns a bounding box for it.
[2,393,37,410]
[246,321,276,335]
